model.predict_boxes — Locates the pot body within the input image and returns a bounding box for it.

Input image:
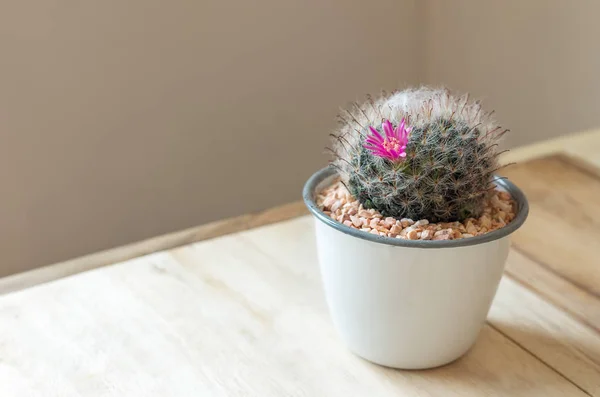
[314,219,509,369]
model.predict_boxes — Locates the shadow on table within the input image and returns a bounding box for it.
[490,320,600,369]
[366,322,599,394]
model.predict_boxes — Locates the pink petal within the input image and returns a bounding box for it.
[377,152,391,158]
[367,149,390,157]
[364,142,384,150]
[364,144,386,153]
[397,119,411,142]
[365,137,383,146]
[382,120,394,139]
[368,126,384,142]
[396,119,405,138]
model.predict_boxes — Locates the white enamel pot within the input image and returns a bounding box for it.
[303,167,529,369]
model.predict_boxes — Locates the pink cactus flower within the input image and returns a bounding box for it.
[364,118,411,162]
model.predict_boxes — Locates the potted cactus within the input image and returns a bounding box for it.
[303,87,528,369]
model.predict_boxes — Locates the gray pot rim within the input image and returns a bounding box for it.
[302,166,529,249]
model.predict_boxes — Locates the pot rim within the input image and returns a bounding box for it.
[302,166,529,249]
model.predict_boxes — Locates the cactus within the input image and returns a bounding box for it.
[329,87,508,222]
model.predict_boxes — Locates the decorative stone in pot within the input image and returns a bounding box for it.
[302,87,528,369]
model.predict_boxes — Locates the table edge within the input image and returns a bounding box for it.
[0,201,308,295]
[1,129,598,295]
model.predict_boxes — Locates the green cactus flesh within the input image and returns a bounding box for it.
[331,88,505,222]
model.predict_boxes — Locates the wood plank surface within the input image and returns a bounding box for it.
[564,131,600,170]
[501,154,600,333]
[0,220,593,396]
[501,128,600,166]
[489,277,600,395]
[505,248,600,333]
[2,132,600,395]
[1,129,599,296]
[0,202,307,295]
[244,216,600,396]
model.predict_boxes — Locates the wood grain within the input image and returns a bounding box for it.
[565,132,600,170]
[0,202,307,296]
[500,128,600,166]
[0,218,592,396]
[245,216,600,396]
[501,154,600,329]
[2,130,600,394]
[505,248,600,333]
[489,276,600,395]
[1,130,599,296]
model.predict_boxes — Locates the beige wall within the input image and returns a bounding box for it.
[0,1,419,276]
[423,0,600,149]
[4,1,600,277]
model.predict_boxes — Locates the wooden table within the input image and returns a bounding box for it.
[1,130,600,396]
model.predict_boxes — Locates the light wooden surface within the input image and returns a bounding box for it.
[0,201,308,295]
[1,130,600,396]
[1,129,598,296]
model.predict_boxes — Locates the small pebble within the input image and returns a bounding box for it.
[479,215,492,229]
[434,229,452,238]
[407,229,419,240]
[421,229,433,240]
[316,179,516,241]
[497,211,506,221]
[323,197,336,208]
[383,217,396,228]
[330,200,342,213]
[390,224,402,235]
[400,218,415,228]
[466,221,477,235]
[498,191,512,201]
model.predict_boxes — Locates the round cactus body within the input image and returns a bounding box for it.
[330,87,507,222]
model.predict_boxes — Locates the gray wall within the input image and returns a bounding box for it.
[3,1,600,276]
[423,0,600,149]
[0,0,419,276]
